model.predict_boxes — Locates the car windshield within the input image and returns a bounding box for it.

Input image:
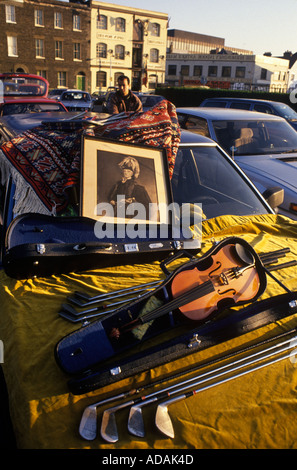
[272,102,297,121]
[212,119,297,156]
[1,77,47,97]
[2,103,66,115]
[171,144,269,220]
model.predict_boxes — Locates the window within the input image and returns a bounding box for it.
[150,48,159,63]
[114,72,124,84]
[235,67,245,78]
[115,17,125,32]
[222,66,231,77]
[5,5,16,23]
[54,12,63,29]
[193,65,202,76]
[96,71,106,88]
[115,45,125,60]
[7,36,18,57]
[35,9,44,26]
[73,43,81,60]
[36,70,47,79]
[96,42,107,58]
[97,14,107,30]
[35,39,44,58]
[58,72,67,87]
[168,65,177,76]
[180,65,189,76]
[261,68,267,80]
[55,41,63,59]
[208,66,217,77]
[73,14,81,31]
[151,23,160,37]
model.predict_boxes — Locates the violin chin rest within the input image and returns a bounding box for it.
[234,243,254,266]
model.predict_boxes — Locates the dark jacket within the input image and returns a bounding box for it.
[108,90,143,114]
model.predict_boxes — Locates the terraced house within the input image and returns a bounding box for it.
[0,0,91,91]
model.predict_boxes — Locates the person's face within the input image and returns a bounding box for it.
[122,168,133,179]
[118,79,130,96]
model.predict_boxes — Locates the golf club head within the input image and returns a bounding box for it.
[79,405,98,440]
[155,403,174,439]
[100,410,119,443]
[127,405,145,437]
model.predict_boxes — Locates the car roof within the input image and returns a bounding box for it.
[0,113,217,146]
[202,97,283,105]
[3,97,59,104]
[176,107,285,121]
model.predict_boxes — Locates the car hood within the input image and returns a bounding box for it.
[235,153,297,190]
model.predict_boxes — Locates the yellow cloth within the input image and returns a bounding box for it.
[1,213,297,449]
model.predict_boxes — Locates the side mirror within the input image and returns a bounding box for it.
[262,186,284,209]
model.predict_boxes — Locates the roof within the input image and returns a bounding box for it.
[202,97,285,105]
[176,107,285,121]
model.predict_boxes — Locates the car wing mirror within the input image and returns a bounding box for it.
[262,186,284,209]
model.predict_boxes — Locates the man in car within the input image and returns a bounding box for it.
[108,75,143,114]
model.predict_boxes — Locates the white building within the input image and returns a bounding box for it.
[90,1,168,92]
[166,53,290,92]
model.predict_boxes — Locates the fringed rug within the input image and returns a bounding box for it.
[0,100,180,215]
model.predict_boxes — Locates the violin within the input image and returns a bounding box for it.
[109,240,265,339]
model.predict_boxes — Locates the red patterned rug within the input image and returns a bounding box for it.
[0,100,180,214]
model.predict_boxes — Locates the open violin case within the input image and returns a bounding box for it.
[1,212,199,279]
[53,236,297,395]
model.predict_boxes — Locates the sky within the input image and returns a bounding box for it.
[82,0,297,56]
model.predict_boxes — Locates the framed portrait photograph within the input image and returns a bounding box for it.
[80,135,173,226]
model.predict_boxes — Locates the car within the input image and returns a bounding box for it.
[138,94,165,111]
[0,111,95,145]
[48,88,68,100]
[176,107,297,220]
[200,97,297,131]
[58,89,94,112]
[0,73,67,116]
[0,111,282,237]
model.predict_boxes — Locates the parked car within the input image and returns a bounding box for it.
[176,107,297,219]
[0,73,67,116]
[58,89,94,112]
[138,94,165,111]
[48,88,68,100]
[0,111,282,236]
[200,97,297,131]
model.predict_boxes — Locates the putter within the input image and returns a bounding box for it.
[127,331,297,437]
[155,337,297,438]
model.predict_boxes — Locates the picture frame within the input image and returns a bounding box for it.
[80,135,173,226]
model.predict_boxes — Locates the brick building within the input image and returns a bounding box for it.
[0,0,91,91]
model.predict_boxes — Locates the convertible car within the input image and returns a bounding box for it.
[0,102,297,451]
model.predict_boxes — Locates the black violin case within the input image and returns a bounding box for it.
[54,236,285,395]
[1,213,197,279]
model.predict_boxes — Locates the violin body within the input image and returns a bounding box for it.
[171,244,261,321]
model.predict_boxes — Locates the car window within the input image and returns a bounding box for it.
[171,144,268,219]
[272,102,297,120]
[253,104,274,114]
[184,116,209,137]
[212,119,297,156]
[229,102,251,110]
[202,101,226,108]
